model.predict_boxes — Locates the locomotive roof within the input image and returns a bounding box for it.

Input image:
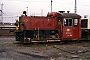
[60,13,81,18]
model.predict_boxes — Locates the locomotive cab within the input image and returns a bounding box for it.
[56,12,81,40]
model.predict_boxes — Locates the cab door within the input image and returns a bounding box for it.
[73,19,79,39]
[62,18,73,39]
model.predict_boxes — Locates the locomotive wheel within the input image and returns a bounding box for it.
[24,37,32,44]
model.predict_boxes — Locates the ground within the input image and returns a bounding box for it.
[0,36,90,60]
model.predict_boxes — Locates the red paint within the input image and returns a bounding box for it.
[62,27,73,39]
[61,18,81,40]
[20,16,57,30]
[73,27,79,39]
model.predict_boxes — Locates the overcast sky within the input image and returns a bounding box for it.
[0,0,90,23]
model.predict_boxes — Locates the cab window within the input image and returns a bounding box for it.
[74,19,78,26]
[64,18,72,26]
[58,17,62,25]
[58,20,61,25]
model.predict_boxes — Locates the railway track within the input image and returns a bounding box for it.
[0,36,90,60]
[0,27,15,36]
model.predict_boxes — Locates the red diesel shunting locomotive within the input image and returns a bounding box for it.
[15,11,81,43]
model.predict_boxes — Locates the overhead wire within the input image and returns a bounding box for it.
[5,0,90,16]
[8,0,90,6]
[2,0,90,23]
[62,0,74,10]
